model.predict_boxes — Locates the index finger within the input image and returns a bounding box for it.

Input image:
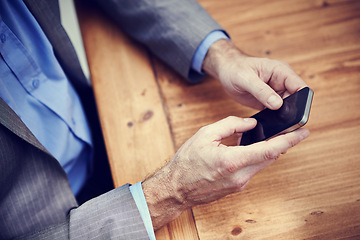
[222,128,310,171]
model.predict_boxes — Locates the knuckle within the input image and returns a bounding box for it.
[255,85,268,96]
[236,151,251,168]
[217,151,241,175]
[273,59,290,68]
[253,88,268,103]
[287,136,299,148]
[233,179,249,191]
[198,125,209,134]
[225,116,237,122]
[220,159,238,174]
[263,147,279,161]
[280,60,291,68]
[271,61,291,76]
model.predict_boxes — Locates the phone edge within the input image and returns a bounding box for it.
[299,88,314,126]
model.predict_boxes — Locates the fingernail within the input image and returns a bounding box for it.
[267,95,282,109]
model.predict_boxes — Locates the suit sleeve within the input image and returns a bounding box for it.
[17,184,148,239]
[0,98,147,239]
[91,0,225,81]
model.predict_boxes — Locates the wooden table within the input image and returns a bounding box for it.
[77,0,360,239]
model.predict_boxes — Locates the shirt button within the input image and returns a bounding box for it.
[32,79,40,89]
[71,118,76,125]
[0,33,6,43]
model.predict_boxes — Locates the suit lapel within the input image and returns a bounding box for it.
[0,97,51,156]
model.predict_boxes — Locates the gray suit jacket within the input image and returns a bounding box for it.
[0,0,223,239]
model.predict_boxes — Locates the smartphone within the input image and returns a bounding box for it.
[240,87,313,146]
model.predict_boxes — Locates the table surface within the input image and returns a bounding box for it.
[77,0,360,239]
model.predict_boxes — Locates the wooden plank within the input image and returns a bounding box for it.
[76,3,199,239]
[77,0,360,238]
[152,0,360,239]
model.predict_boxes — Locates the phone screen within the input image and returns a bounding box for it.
[240,87,313,146]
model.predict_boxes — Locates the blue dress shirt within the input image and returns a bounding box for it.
[0,0,92,195]
[0,1,228,239]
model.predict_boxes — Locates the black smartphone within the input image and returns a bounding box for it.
[240,87,313,146]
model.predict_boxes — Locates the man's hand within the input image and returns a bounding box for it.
[203,39,308,110]
[142,116,309,230]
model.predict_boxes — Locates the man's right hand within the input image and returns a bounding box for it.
[142,116,309,231]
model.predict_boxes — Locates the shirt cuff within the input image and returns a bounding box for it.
[191,30,230,74]
[129,182,156,240]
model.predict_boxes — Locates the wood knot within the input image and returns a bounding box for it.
[231,227,242,236]
[245,219,257,223]
[142,110,154,121]
[308,74,315,79]
[310,211,324,216]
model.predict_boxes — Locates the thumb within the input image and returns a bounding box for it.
[245,74,283,110]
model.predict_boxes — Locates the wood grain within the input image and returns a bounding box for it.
[78,0,360,239]
[152,0,360,239]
